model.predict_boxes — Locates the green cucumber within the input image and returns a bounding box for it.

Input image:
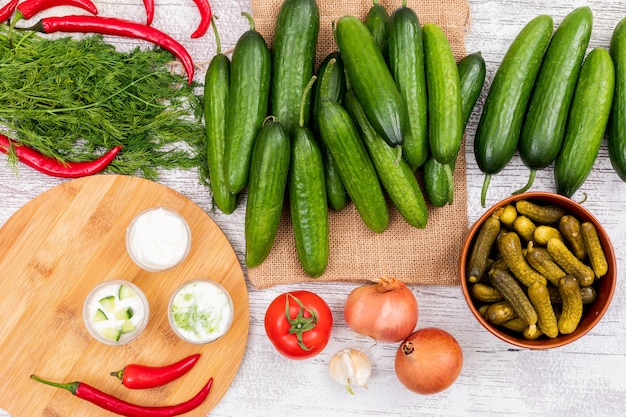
[245,119,291,268]
[345,90,428,228]
[388,2,428,170]
[335,14,408,147]
[474,14,553,207]
[422,22,463,202]
[609,18,626,181]
[118,284,138,300]
[289,78,329,277]
[98,295,116,313]
[94,309,108,322]
[365,0,390,58]
[204,20,239,214]
[516,6,593,194]
[424,51,486,207]
[317,99,389,233]
[271,0,320,134]
[224,13,272,194]
[312,52,349,211]
[554,48,615,198]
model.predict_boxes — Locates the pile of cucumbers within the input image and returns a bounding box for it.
[475,6,626,206]
[203,0,485,277]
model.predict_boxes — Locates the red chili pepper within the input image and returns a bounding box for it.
[0,134,122,178]
[142,0,154,26]
[190,0,212,38]
[31,374,213,417]
[30,15,195,84]
[0,0,18,23]
[16,0,98,20]
[111,354,201,389]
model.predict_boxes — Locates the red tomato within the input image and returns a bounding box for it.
[264,291,333,359]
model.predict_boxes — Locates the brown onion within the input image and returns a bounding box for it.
[395,327,463,394]
[343,277,418,343]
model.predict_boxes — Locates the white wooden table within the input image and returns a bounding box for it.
[2,1,626,416]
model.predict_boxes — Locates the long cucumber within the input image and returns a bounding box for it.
[609,17,626,181]
[245,119,291,268]
[270,0,319,134]
[423,51,486,207]
[516,6,592,194]
[554,48,615,198]
[317,98,389,233]
[224,13,271,195]
[345,90,428,229]
[335,14,408,147]
[203,21,238,214]
[474,15,554,207]
[388,2,428,170]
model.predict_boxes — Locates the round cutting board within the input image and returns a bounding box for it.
[0,175,249,416]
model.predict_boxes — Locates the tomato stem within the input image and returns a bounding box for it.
[285,293,318,351]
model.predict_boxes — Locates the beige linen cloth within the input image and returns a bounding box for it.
[248,0,471,289]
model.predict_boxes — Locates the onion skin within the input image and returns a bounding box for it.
[395,327,463,395]
[343,277,418,343]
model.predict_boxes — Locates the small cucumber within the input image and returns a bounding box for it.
[224,13,272,194]
[204,21,239,214]
[527,282,559,338]
[515,6,592,194]
[580,221,609,278]
[289,78,329,277]
[345,90,428,229]
[271,0,319,134]
[245,119,291,268]
[335,15,408,147]
[467,215,501,284]
[312,52,349,211]
[609,18,626,181]
[317,98,389,233]
[547,238,595,287]
[498,232,547,287]
[557,276,583,335]
[388,2,428,170]
[424,51,486,207]
[488,267,538,328]
[554,48,615,198]
[365,0,390,58]
[515,199,565,225]
[474,15,553,207]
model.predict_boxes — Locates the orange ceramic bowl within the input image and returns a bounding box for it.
[460,192,616,349]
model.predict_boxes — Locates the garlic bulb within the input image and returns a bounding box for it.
[329,348,372,394]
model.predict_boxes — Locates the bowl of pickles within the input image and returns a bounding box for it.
[459,192,616,349]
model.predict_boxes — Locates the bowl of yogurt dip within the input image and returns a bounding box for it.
[126,206,191,272]
[83,279,150,345]
[168,279,234,344]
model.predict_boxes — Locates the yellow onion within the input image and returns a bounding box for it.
[343,277,418,343]
[395,327,463,394]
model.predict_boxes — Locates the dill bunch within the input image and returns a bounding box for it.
[0,26,205,179]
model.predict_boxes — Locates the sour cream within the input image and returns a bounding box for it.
[126,207,191,272]
[168,279,234,344]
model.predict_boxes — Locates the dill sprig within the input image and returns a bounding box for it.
[0,25,205,180]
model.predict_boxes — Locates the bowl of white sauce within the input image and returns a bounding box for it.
[83,279,150,345]
[168,279,234,344]
[126,206,191,272]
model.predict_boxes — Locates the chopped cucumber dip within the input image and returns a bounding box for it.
[84,281,148,345]
[169,280,233,344]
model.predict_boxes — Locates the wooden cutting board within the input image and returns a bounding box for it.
[0,175,249,416]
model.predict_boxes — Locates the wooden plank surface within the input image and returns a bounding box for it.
[1,0,626,416]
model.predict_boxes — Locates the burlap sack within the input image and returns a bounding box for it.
[248,0,471,289]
